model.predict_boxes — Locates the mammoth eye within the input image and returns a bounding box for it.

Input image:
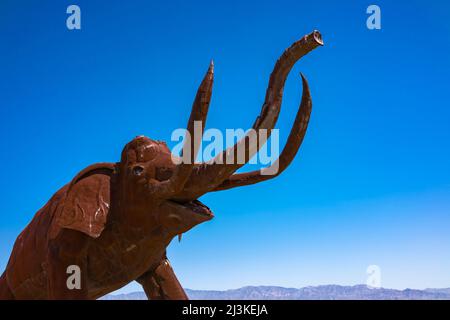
[132,165,144,176]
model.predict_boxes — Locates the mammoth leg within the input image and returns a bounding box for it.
[0,272,15,300]
[47,229,90,299]
[137,258,188,300]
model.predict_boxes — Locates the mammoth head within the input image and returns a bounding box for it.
[55,31,323,241]
[117,135,214,236]
[119,137,176,200]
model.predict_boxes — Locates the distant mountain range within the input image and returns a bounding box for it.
[101,285,450,300]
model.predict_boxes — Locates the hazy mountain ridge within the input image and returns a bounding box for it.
[101,285,450,300]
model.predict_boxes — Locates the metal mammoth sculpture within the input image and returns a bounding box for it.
[0,31,323,299]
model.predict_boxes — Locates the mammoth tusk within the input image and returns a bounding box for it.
[214,73,312,190]
[158,61,214,197]
[174,31,323,201]
[180,60,214,164]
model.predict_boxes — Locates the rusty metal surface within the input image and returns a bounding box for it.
[0,31,323,299]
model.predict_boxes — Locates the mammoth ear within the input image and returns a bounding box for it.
[53,163,117,239]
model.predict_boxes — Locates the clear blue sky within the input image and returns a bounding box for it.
[1,0,449,293]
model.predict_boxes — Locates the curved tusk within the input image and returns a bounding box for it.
[214,73,312,191]
[158,61,214,198]
[174,31,323,201]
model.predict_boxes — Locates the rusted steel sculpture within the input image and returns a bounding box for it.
[0,31,323,299]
